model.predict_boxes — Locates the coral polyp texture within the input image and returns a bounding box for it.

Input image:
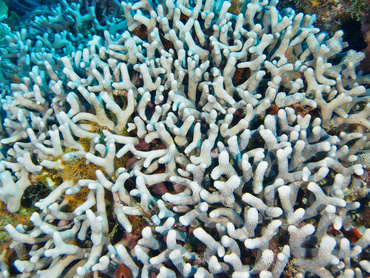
[1,0,370,277]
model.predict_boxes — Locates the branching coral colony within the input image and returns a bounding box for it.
[0,0,370,277]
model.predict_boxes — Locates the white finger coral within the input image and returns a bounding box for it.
[0,0,369,277]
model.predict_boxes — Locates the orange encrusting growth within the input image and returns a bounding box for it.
[60,157,105,184]
[0,202,34,252]
[57,124,131,209]
[63,186,90,210]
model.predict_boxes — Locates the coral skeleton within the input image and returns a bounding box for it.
[0,0,370,277]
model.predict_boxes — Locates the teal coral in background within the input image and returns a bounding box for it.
[0,0,9,47]
[0,0,7,21]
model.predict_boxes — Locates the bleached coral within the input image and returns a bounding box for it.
[0,0,370,277]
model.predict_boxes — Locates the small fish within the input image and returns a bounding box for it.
[342,227,362,244]
[115,264,134,278]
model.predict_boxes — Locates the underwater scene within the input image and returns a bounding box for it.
[0,0,369,277]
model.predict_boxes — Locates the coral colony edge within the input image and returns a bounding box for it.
[0,0,370,277]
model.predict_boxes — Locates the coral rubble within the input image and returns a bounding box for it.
[0,0,370,277]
